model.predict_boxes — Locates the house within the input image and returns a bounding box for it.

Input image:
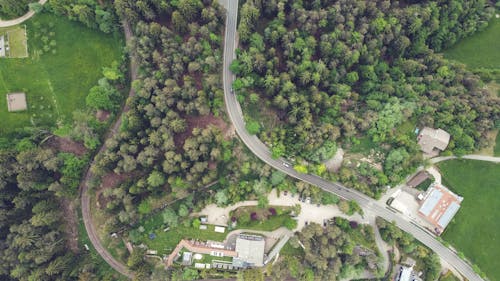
[232,234,266,268]
[182,252,193,265]
[6,93,27,112]
[418,183,463,234]
[417,127,450,155]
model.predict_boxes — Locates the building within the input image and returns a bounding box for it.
[6,93,27,112]
[0,35,5,57]
[233,234,266,268]
[407,171,430,188]
[418,183,463,234]
[417,127,450,155]
[182,252,193,265]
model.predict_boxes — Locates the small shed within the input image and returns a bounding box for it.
[6,93,27,112]
[407,171,430,188]
[214,226,225,233]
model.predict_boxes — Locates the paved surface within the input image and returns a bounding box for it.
[220,1,483,280]
[431,155,500,164]
[0,0,47,27]
[80,20,137,280]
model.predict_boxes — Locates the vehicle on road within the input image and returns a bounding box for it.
[283,162,290,167]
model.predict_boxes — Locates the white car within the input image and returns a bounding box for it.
[282,162,290,168]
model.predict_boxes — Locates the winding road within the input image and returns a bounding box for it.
[80,20,137,280]
[220,0,485,281]
[0,0,47,28]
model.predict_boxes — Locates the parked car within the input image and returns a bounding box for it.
[305,197,311,204]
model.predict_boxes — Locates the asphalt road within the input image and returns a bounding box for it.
[220,1,484,280]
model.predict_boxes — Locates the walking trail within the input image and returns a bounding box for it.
[80,20,137,280]
[0,0,47,28]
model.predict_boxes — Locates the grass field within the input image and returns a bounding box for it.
[495,132,500,156]
[438,159,500,281]
[0,13,123,136]
[444,18,500,69]
[0,25,28,58]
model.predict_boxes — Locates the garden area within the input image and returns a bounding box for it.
[0,12,123,136]
[230,205,298,231]
[438,159,500,280]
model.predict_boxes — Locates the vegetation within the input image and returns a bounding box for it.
[439,159,500,281]
[0,13,123,137]
[415,178,433,191]
[0,25,28,58]
[377,218,441,281]
[233,0,500,197]
[495,133,500,156]
[0,0,33,19]
[230,205,297,231]
[444,18,500,69]
[271,221,382,280]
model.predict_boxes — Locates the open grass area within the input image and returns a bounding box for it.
[0,12,123,136]
[134,213,228,256]
[438,159,500,281]
[231,205,295,231]
[444,18,500,69]
[0,25,28,58]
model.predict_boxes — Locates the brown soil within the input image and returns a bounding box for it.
[59,197,79,252]
[174,113,232,148]
[96,172,134,209]
[45,136,87,156]
[96,109,111,122]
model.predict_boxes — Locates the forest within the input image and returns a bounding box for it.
[233,0,500,197]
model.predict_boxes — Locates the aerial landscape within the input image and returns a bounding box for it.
[0,0,499,281]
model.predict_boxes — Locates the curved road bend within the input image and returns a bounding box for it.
[220,1,484,281]
[80,20,137,280]
[0,0,48,27]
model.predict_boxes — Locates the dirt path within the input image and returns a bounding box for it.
[80,20,137,280]
[0,0,48,27]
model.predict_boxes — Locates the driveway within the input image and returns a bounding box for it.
[197,189,367,231]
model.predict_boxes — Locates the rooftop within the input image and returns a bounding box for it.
[417,127,450,154]
[418,183,463,233]
[234,234,265,267]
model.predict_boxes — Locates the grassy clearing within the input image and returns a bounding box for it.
[439,272,460,281]
[0,25,28,58]
[444,18,500,69]
[438,159,500,281]
[0,12,123,136]
[230,205,294,231]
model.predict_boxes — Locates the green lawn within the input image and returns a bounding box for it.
[444,18,500,69]
[0,13,123,136]
[438,160,500,280]
[0,25,28,58]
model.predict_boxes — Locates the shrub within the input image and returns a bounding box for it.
[250,212,258,221]
[268,208,277,216]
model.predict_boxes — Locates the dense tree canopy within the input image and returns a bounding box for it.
[233,0,500,196]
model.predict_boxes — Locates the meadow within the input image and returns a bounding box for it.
[438,159,500,281]
[444,18,500,69]
[0,13,123,136]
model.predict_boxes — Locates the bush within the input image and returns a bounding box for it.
[268,208,277,216]
[283,217,298,230]
[250,212,258,221]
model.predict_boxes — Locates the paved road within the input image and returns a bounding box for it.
[220,1,484,281]
[0,0,47,27]
[80,20,137,280]
[431,154,500,164]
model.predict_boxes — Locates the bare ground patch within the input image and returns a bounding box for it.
[96,109,111,122]
[58,197,79,252]
[174,113,232,148]
[45,136,87,156]
[96,172,135,209]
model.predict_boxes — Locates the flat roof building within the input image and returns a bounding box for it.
[417,127,450,155]
[418,183,463,234]
[233,234,265,268]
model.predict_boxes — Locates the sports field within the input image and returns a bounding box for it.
[0,25,28,58]
[444,18,500,69]
[438,159,500,281]
[0,13,123,136]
